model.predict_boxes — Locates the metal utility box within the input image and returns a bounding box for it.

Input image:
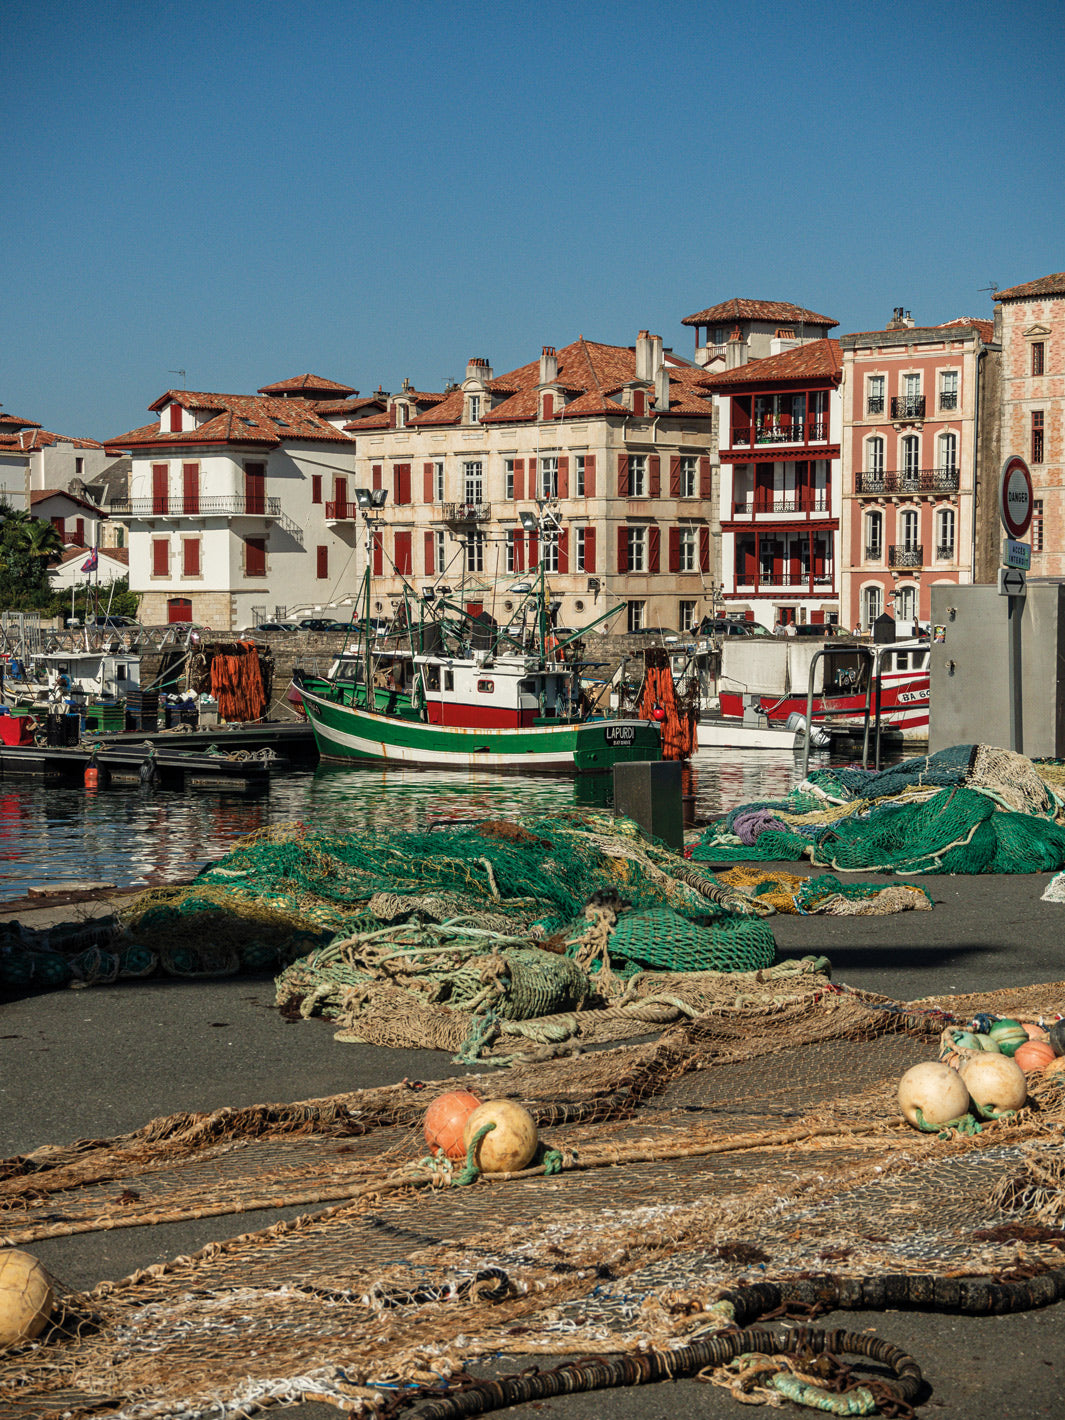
[929,583,1065,756]
[613,759,684,852]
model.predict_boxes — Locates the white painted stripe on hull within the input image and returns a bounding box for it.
[314,717,576,769]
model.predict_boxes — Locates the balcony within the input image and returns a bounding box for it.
[866,396,885,416]
[888,544,923,568]
[731,419,828,447]
[939,391,958,410]
[855,467,959,495]
[936,544,956,561]
[325,500,355,521]
[443,501,491,523]
[864,545,882,561]
[891,395,925,421]
[115,494,283,518]
[732,496,830,515]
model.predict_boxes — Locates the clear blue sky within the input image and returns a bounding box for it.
[3,0,1063,442]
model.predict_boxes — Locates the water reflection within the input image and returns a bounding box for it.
[1,747,846,898]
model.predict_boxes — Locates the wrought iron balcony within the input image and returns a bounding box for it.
[732,496,830,515]
[855,467,959,495]
[888,544,923,568]
[755,421,804,444]
[891,395,925,420]
[443,501,491,523]
[935,544,956,561]
[866,396,885,415]
[743,571,835,588]
[114,494,283,518]
[864,545,883,561]
[939,391,958,410]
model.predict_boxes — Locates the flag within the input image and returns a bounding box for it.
[81,548,98,573]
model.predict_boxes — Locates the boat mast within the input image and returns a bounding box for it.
[354,486,388,706]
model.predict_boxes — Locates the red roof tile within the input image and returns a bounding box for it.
[111,391,356,448]
[0,428,104,452]
[682,298,837,328]
[257,374,358,397]
[58,544,128,566]
[703,339,842,388]
[31,488,106,514]
[0,412,42,431]
[995,273,1065,301]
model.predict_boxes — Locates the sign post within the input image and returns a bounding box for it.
[999,455,1033,753]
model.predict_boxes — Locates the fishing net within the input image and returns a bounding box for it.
[694,744,1065,875]
[3,981,1065,1419]
[717,867,935,916]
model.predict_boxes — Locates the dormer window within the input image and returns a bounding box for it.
[395,404,406,427]
[542,393,554,419]
[633,390,646,416]
[468,394,481,424]
[169,404,183,433]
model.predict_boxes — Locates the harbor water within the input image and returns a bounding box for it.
[0,747,849,898]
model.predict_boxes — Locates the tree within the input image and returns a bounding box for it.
[0,503,66,609]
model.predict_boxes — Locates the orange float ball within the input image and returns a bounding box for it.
[423,1090,482,1161]
[1022,1022,1049,1041]
[1013,1039,1057,1073]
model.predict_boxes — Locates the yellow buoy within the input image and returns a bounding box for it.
[897,1061,971,1130]
[0,1249,53,1348]
[463,1099,539,1173]
[959,1053,1027,1118]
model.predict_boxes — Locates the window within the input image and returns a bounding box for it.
[896,585,918,625]
[1032,410,1044,464]
[434,461,445,502]
[182,538,200,577]
[463,460,483,503]
[1032,499,1044,552]
[938,431,958,474]
[866,436,885,476]
[505,529,518,573]
[316,545,328,579]
[680,456,697,498]
[505,459,515,499]
[679,600,697,633]
[629,454,647,497]
[627,600,645,632]
[392,463,412,505]
[465,530,484,573]
[395,404,406,427]
[75,456,84,474]
[936,508,956,559]
[939,370,959,410]
[1032,342,1045,376]
[900,508,919,552]
[169,403,183,433]
[863,585,883,627]
[575,527,588,572]
[468,394,481,424]
[540,456,558,500]
[432,530,445,574]
[866,376,885,415]
[902,435,921,480]
[542,533,559,573]
[627,526,647,571]
[865,510,883,561]
[575,455,586,497]
[152,538,169,576]
[245,536,267,578]
[245,463,266,516]
[152,463,169,514]
[394,529,412,575]
[678,527,696,573]
[311,474,322,504]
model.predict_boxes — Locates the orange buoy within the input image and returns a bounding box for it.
[84,766,99,788]
[1014,1039,1056,1073]
[423,1090,482,1161]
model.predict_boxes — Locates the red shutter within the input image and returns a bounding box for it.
[668,527,681,572]
[583,526,596,573]
[394,464,411,505]
[558,528,569,573]
[699,456,712,498]
[669,456,681,497]
[152,538,169,575]
[648,526,660,573]
[311,474,323,504]
[699,526,710,572]
[182,463,200,514]
[246,537,266,577]
[183,539,200,577]
[584,454,596,498]
[423,462,435,503]
[152,463,169,514]
[316,545,328,579]
[372,464,382,491]
[649,455,661,498]
[51,516,65,538]
[528,532,539,566]
[557,456,569,499]
[394,529,412,575]
[543,393,554,419]
[245,463,266,516]
[424,530,435,574]
[372,530,383,576]
[514,531,525,572]
[513,459,524,501]
[617,454,630,498]
[528,458,536,497]
[74,518,85,546]
[617,527,629,572]
[169,403,182,432]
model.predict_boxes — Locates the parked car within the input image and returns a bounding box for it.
[296,617,348,632]
[699,617,759,637]
[90,614,138,629]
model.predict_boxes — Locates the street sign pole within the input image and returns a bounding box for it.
[999,456,1033,755]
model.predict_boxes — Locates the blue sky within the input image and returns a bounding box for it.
[3,0,1063,441]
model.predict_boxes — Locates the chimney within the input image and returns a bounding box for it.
[466,357,493,381]
[886,307,915,330]
[654,363,670,412]
[539,345,558,385]
[635,330,653,382]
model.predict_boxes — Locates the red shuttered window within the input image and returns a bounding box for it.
[699,526,710,573]
[423,462,435,503]
[311,474,323,504]
[649,456,661,498]
[152,538,169,576]
[557,456,569,499]
[513,459,524,501]
[393,464,412,505]
[669,456,681,497]
[316,545,328,579]
[371,464,382,491]
[648,526,660,573]
[245,463,266,516]
[245,537,267,578]
[372,530,383,577]
[668,527,681,573]
[152,464,169,515]
[182,463,200,514]
[394,529,412,575]
[617,455,630,498]
[182,538,200,577]
[699,457,712,498]
[424,529,435,575]
[617,527,629,572]
[584,454,596,498]
[558,528,569,573]
[583,526,596,573]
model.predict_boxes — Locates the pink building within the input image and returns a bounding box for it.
[839,312,996,632]
[995,271,1065,579]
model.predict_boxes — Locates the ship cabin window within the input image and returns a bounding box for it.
[444,669,454,691]
[116,664,127,681]
[477,679,494,694]
[896,651,910,670]
[425,665,441,691]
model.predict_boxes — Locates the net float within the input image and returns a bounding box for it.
[988,1019,1027,1056]
[1013,1039,1056,1073]
[423,1090,482,1161]
[897,1061,971,1131]
[0,1249,53,1348]
[463,1099,539,1173]
[959,1053,1027,1118]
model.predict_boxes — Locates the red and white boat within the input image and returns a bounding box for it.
[715,637,930,742]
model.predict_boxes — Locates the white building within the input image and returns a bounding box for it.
[106,376,384,627]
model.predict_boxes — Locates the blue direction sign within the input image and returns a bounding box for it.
[998,566,1027,597]
[1002,538,1032,570]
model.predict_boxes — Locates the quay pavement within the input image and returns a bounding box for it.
[2,865,1064,1418]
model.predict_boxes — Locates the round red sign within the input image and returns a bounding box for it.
[1000,455,1033,540]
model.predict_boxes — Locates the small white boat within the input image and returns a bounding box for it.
[695,707,829,753]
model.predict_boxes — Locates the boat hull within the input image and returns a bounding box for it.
[718,675,930,738]
[298,681,661,773]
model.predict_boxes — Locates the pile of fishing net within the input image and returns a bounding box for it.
[693,743,1065,875]
[5,979,1065,1419]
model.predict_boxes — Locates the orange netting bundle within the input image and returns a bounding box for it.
[209,641,267,722]
[640,659,697,760]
